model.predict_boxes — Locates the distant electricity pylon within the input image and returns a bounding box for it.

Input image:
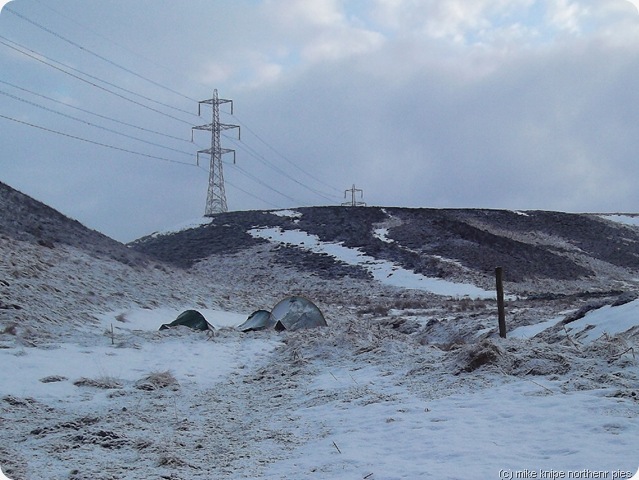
[192,89,240,216]
[342,184,366,207]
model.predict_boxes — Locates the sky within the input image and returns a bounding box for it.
[1,0,639,242]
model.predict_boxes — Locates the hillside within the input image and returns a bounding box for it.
[130,206,639,297]
[0,182,258,342]
[2,184,639,479]
[0,181,147,267]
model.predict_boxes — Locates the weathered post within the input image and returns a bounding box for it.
[495,267,506,338]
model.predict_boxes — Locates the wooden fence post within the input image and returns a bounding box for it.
[495,267,506,338]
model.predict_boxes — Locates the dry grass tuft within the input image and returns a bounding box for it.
[135,370,179,391]
[73,376,123,389]
[457,340,504,373]
[1,323,18,335]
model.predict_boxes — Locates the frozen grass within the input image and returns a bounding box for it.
[73,375,123,389]
[135,370,179,391]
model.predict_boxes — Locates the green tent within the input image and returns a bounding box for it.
[159,310,213,331]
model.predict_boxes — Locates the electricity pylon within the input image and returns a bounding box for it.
[192,89,240,216]
[342,184,366,207]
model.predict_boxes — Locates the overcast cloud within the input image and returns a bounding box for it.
[1,0,639,242]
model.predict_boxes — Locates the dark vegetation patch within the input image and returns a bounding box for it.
[377,317,422,335]
[70,429,129,450]
[273,244,371,280]
[385,208,594,281]
[135,371,179,391]
[562,301,609,325]
[293,206,387,246]
[130,210,284,268]
[503,210,639,269]
[39,375,68,383]
[30,416,100,437]
[3,395,38,407]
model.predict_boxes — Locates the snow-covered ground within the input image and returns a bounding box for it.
[2,299,639,479]
[3,216,639,479]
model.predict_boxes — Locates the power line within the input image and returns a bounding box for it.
[223,134,336,202]
[5,6,199,106]
[0,35,194,125]
[0,113,196,167]
[228,163,308,206]
[1,8,343,209]
[0,79,192,143]
[1,108,288,210]
[3,10,342,204]
[231,113,342,195]
[0,40,311,206]
[31,0,179,80]
[0,88,194,156]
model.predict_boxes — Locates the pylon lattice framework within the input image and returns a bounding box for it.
[192,89,240,216]
[342,184,366,207]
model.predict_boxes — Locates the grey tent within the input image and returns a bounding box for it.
[159,310,213,331]
[267,296,327,331]
[237,309,271,332]
[237,296,327,332]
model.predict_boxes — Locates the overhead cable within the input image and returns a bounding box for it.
[31,0,180,79]
[0,79,192,143]
[223,134,335,203]
[0,36,194,125]
[5,6,200,107]
[227,163,309,206]
[1,9,342,207]
[0,89,193,156]
[0,113,196,167]
[6,8,342,199]
[231,113,343,195]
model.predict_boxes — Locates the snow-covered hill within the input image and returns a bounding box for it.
[131,206,639,297]
[1,183,639,479]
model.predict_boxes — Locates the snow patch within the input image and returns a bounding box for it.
[566,299,639,342]
[270,209,302,219]
[249,227,495,298]
[373,227,393,244]
[0,308,278,403]
[509,316,564,339]
[261,379,639,479]
[98,307,249,332]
